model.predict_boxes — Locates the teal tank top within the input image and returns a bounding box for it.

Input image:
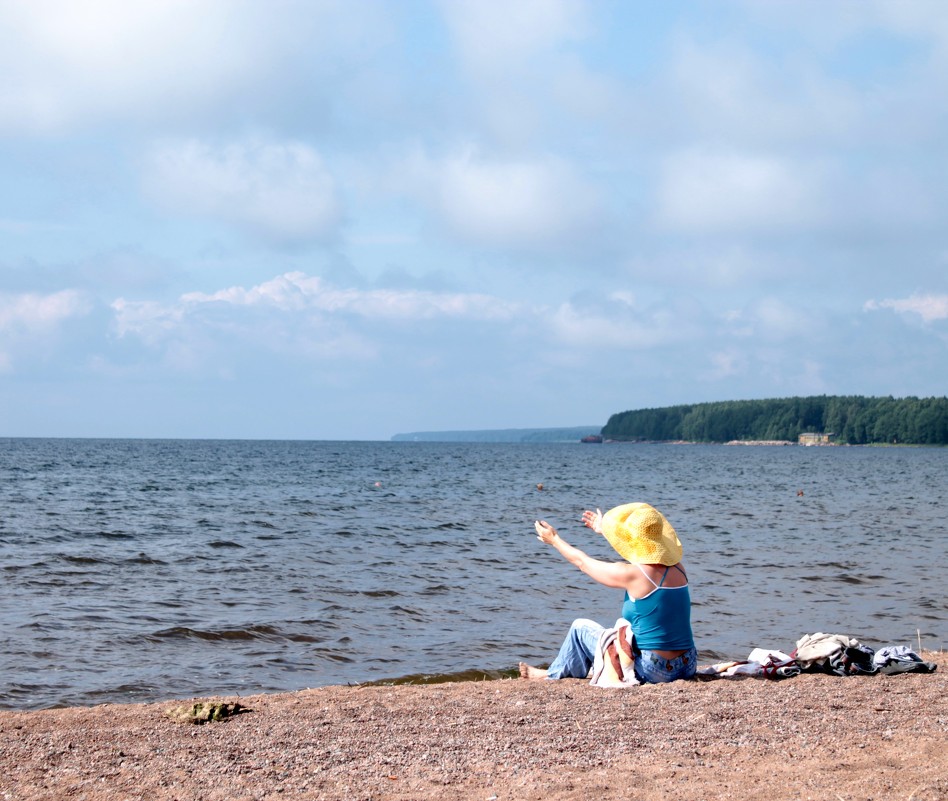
[621,567,694,651]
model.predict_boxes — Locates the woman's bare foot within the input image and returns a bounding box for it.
[518,662,548,680]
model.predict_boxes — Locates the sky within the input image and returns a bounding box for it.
[2,0,947,441]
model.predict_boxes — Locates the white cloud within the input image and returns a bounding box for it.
[656,148,825,233]
[111,298,184,344]
[434,0,594,145]
[142,139,343,246]
[0,289,90,372]
[0,1,392,135]
[438,0,590,76]
[182,273,317,312]
[668,36,859,146]
[545,295,686,351]
[720,297,818,341]
[106,271,533,383]
[0,0,257,132]
[0,289,89,330]
[112,272,518,353]
[864,293,948,323]
[404,146,602,251]
[749,297,816,339]
[180,272,516,321]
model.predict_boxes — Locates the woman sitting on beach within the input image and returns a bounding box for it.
[519,503,697,684]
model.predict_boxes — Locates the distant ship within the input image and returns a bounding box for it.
[580,434,603,443]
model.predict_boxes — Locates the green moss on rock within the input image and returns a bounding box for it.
[165,701,249,725]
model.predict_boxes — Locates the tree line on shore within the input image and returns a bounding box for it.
[600,395,948,445]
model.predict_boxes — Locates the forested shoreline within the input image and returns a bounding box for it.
[600,396,948,445]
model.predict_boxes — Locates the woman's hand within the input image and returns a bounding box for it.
[582,508,603,534]
[534,520,559,545]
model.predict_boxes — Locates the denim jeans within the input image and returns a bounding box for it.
[546,618,603,679]
[634,645,698,683]
[546,618,697,683]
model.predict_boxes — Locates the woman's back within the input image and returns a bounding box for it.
[622,562,693,653]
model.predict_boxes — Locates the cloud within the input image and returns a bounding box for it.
[112,272,519,357]
[434,0,594,145]
[0,289,89,330]
[110,298,184,345]
[545,291,693,351]
[0,0,256,132]
[652,19,947,246]
[0,289,91,372]
[667,35,860,146]
[142,139,343,246]
[403,146,602,252]
[178,272,516,320]
[0,1,395,136]
[750,297,820,339]
[106,271,536,388]
[655,148,826,233]
[864,293,948,323]
[438,0,590,76]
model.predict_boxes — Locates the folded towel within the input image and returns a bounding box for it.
[589,619,640,687]
[793,632,858,666]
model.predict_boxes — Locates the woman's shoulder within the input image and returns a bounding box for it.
[639,561,688,586]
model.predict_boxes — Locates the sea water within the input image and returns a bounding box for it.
[1,438,944,709]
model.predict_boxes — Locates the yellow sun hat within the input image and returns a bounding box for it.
[600,503,683,566]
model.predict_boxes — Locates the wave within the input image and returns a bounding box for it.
[147,625,284,642]
[124,553,168,565]
[59,555,107,565]
[144,622,345,645]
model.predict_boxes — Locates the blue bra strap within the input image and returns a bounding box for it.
[657,566,670,587]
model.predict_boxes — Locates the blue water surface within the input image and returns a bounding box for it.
[1,438,944,709]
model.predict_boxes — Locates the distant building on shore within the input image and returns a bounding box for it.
[798,432,835,446]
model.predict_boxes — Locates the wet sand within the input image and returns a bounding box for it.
[1,652,944,801]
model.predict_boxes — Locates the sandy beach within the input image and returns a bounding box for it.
[1,652,944,801]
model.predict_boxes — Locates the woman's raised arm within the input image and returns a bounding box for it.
[534,520,637,589]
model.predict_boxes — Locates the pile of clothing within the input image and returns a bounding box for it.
[697,632,938,679]
[589,620,640,687]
